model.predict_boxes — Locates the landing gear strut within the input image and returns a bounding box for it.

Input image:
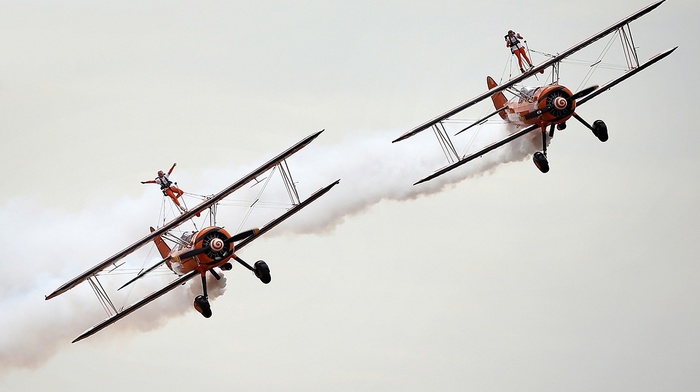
[234,256,272,284]
[193,273,212,318]
[532,126,552,173]
[573,113,608,142]
[193,257,272,318]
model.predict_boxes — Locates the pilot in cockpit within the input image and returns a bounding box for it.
[519,86,536,103]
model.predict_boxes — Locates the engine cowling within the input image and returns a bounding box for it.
[537,86,576,123]
[194,227,234,267]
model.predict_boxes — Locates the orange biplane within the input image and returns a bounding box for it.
[393,0,676,184]
[46,130,339,342]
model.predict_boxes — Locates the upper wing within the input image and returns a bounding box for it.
[46,130,325,300]
[71,271,199,343]
[392,0,667,143]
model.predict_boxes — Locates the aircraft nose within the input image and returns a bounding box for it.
[209,237,225,252]
[554,96,568,110]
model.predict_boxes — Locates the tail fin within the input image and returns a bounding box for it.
[150,226,172,259]
[487,76,508,120]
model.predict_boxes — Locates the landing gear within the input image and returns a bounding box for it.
[592,120,608,142]
[573,113,608,142]
[253,261,271,284]
[532,126,552,173]
[193,295,212,318]
[194,273,213,318]
[235,256,272,284]
[533,152,550,173]
[192,256,273,318]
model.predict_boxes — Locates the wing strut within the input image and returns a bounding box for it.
[87,276,118,316]
[433,122,460,164]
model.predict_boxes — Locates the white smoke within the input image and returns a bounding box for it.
[0,123,542,371]
[281,123,543,233]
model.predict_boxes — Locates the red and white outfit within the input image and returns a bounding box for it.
[505,31,533,72]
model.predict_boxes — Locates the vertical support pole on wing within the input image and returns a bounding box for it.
[278,159,302,206]
[432,122,460,165]
[87,275,118,317]
[618,24,640,70]
[551,61,561,84]
[208,198,218,227]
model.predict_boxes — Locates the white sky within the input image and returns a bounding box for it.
[1,1,698,391]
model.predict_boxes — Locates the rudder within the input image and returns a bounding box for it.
[150,226,172,259]
[487,76,508,120]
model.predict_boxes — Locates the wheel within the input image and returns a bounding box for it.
[533,152,550,173]
[593,120,608,142]
[193,295,212,318]
[253,260,271,284]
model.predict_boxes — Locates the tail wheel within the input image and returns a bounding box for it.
[194,295,212,318]
[533,152,550,173]
[253,260,271,284]
[593,120,608,142]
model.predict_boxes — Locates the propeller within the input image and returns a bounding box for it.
[172,228,259,260]
[569,85,599,101]
[524,85,598,121]
[117,228,259,291]
[226,228,259,244]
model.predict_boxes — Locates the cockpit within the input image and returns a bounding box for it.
[519,87,537,102]
[176,231,195,251]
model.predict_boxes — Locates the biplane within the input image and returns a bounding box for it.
[45,130,340,343]
[393,0,677,185]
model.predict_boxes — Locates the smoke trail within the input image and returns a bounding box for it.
[0,196,229,370]
[0,124,541,371]
[278,123,543,233]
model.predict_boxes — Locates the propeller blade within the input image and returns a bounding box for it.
[570,85,599,101]
[178,247,208,259]
[524,106,553,120]
[225,228,260,244]
[524,85,598,121]
[174,229,260,262]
